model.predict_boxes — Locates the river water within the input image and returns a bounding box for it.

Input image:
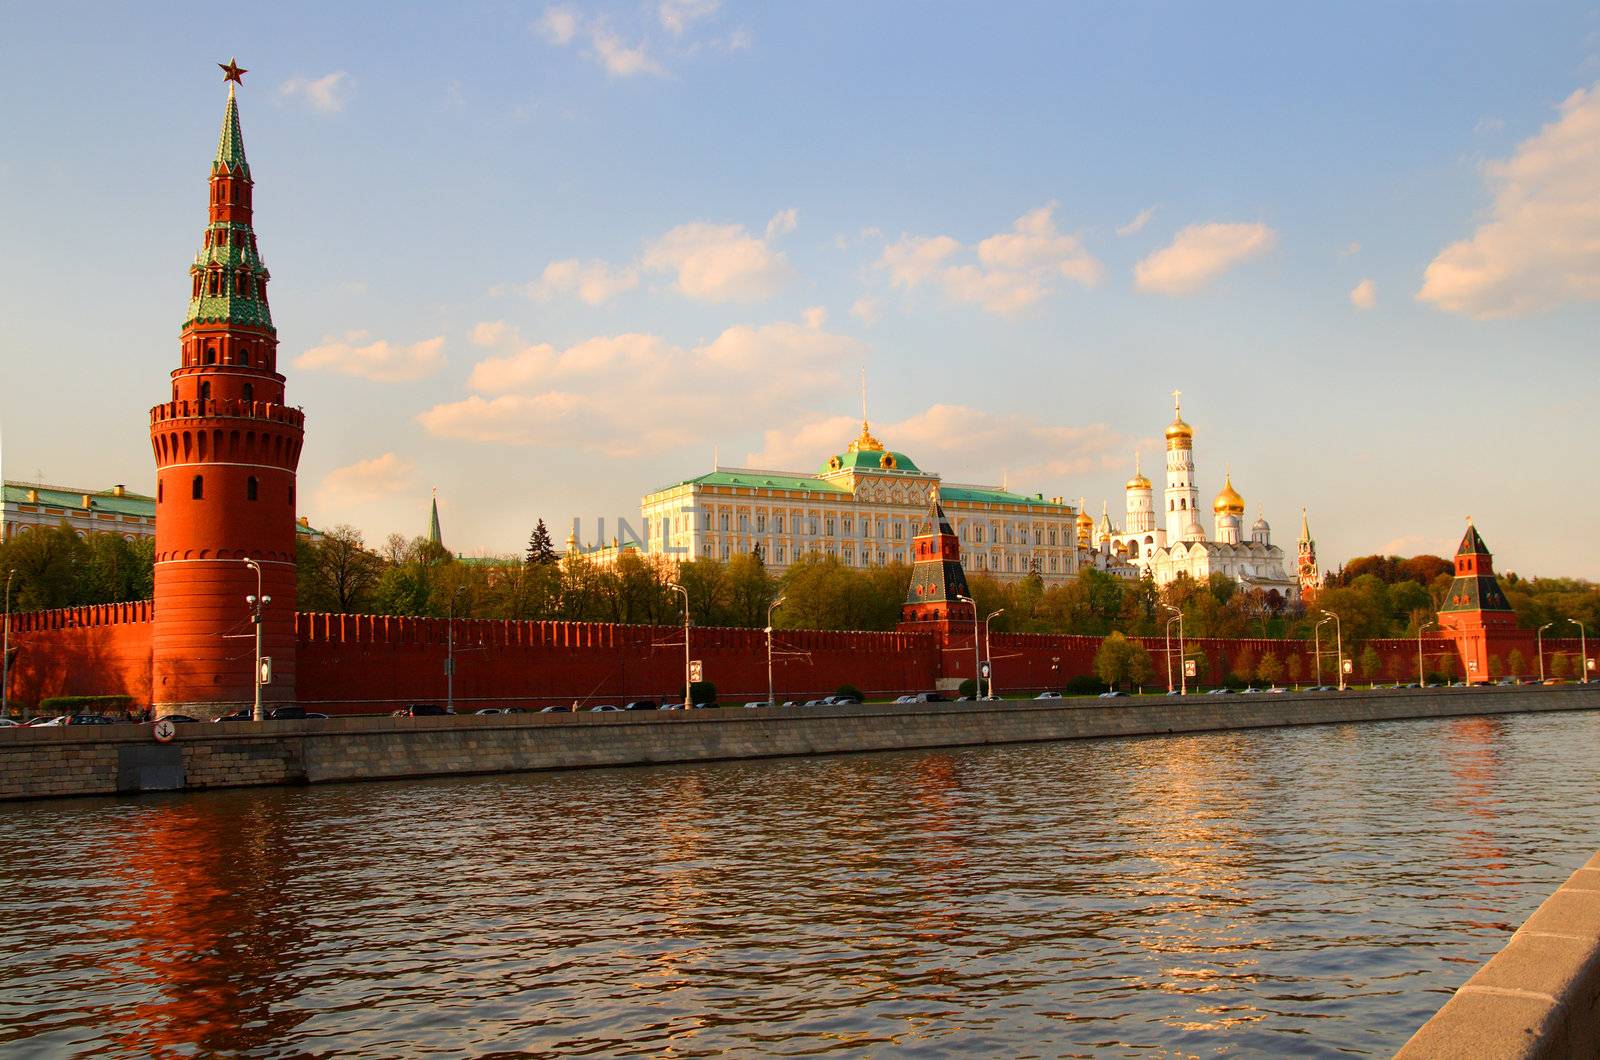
[3,710,1599,1057]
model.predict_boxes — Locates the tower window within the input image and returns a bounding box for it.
[199,381,211,405]
[192,475,204,500]
[242,382,253,404]
[247,476,258,501]
[204,343,217,364]
[158,481,163,503]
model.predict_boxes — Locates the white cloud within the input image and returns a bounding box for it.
[538,5,579,44]
[1341,241,1362,257]
[295,331,444,382]
[802,305,827,329]
[1134,222,1277,295]
[879,235,961,288]
[765,207,798,239]
[851,296,881,323]
[278,72,352,113]
[1116,207,1156,236]
[1419,82,1600,318]
[527,258,640,305]
[1350,278,1377,310]
[746,404,1130,485]
[317,453,417,505]
[642,220,792,301]
[421,315,865,456]
[590,27,665,77]
[660,0,719,34]
[876,204,1100,315]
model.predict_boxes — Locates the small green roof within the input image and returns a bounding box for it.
[214,86,250,178]
[822,449,921,474]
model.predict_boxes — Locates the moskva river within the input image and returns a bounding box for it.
[4,710,1599,1057]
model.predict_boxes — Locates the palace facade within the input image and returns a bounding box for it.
[614,421,1083,583]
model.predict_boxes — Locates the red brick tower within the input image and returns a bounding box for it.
[148,62,304,716]
[901,487,974,626]
[1437,520,1527,684]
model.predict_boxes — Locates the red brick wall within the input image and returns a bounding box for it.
[5,603,154,710]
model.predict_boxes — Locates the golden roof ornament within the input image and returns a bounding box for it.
[1165,388,1193,449]
[847,419,885,453]
[1212,469,1245,515]
[1126,450,1152,490]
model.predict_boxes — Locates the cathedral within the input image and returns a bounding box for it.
[1093,393,1314,601]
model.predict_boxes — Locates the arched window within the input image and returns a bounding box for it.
[199,381,211,405]
[242,382,253,404]
[204,342,217,364]
[246,476,258,501]
[191,475,204,500]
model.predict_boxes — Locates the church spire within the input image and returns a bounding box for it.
[186,70,271,332]
[429,489,443,548]
[214,83,250,177]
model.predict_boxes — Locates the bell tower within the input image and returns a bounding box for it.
[148,61,305,716]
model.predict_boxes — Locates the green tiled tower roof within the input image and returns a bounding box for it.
[184,85,273,332]
[213,86,250,179]
[1440,522,1514,614]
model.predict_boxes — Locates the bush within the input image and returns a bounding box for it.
[835,683,863,702]
[679,680,717,706]
[38,694,134,716]
[1063,674,1107,696]
[957,678,978,698]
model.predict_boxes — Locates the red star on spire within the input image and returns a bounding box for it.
[219,58,247,84]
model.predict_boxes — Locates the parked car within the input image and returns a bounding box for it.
[396,704,453,717]
[826,695,862,705]
[1206,688,1236,695]
[214,709,252,722]
[155,714,201,724]
[1034,691,1063,700]
[802,698,830,707]
[27,715,69,726]
[267,706,310,720]
[742,701,772,709]
[1097,691,1128,698]
[623,701,659,711]
[0,719,18,728]
[908,692,948,703]
[475,708,505,715]
[64,714,118,725]
[539,705,573,714]
[893,695,915,704]
[589,704,622,712]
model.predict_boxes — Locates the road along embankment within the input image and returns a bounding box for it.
[1398,849,1600,1058]
[2,684,1598,802]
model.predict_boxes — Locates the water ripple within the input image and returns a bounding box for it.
[2,711,1599,1056]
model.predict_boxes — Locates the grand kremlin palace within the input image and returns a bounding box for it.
[624,421,1082,583]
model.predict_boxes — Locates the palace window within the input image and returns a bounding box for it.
[739,514,749,532]
[719,512,729,531]
[776,546,786,563]
[843,517,853,535]
[756,514,766,532]
[825,518,835,536]
[774,515,784,533]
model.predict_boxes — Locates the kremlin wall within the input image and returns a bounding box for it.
[2,72,1576,718]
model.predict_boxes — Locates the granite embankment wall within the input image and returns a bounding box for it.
[12,603,1583,712]
[1398,851,1600,1058]
[3,683,1596,802]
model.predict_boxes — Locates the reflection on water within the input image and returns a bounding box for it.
[3,710,1599,1057]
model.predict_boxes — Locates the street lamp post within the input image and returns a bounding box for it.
[2,569,14,722]
[956,595,981,698]
[243,558,268,722]
[1537,622,1553,682]
[1314,616,1332,687]
[766,596,785,706]
[1160,604,1178,693]
[447,584,467,713]
[1417,620,1437,687]
[668,583,692,708]
[1320,609,1344,691]
[1571,618,1589,684]
[984,609,1004,698]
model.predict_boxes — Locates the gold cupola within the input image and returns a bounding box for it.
[1165,390,1193,451]
[846,419,885,454]
[1212,471,1245,515]
[1125,451,1151,491]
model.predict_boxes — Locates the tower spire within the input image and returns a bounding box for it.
[429,488,443,548]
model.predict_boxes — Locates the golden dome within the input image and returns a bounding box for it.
[1125,451,1151,491]
[1212,473,1245,515]
[846,420,885,454]
[1165,390,1193,450]
[1076,509,1094,529]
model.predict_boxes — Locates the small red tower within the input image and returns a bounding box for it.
[901,488,975,626]
[148,64,304,716]
[1437,520,1527,683]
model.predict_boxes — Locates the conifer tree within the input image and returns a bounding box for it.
[526,519,558,566]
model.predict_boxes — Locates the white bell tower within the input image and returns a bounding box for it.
[1163,390,1200,542]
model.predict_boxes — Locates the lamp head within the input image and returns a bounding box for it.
[246,595,256,605]
[261,595,271,606]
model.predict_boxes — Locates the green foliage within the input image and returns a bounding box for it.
[1257,652,1284,685]
[957,678,978,698]
[1064,674,1107,696]
[38,694,133,715]
[1359,645,1383,684]
[680,680,717,706]
[774,554,903,632]
[835,683,862,701]
[525,519,558,566]
[1508,648,1527,677]
[1094,632,1155,691]
[0,525,155,612]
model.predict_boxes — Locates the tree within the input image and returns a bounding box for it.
[1508,648,1527,678]
[1285,653,1303,686]
[1359,645,1383,686]
[1552,652,1571,678]
[1231,646,1256,686]
[1257,652,1284,687]
[1094,632,1153,691]
[525,519,558,566]
[298,524,383,613]
[1488,654,1503,679]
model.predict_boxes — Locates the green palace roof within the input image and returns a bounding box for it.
[939,484,1064,509]
[655,470,850,495]
[4,480,322,536]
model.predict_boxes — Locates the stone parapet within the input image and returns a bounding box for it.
[2,684,1598,802]
[1397,852,1600,1058]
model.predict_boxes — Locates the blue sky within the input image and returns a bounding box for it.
[3,3,1599,576]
